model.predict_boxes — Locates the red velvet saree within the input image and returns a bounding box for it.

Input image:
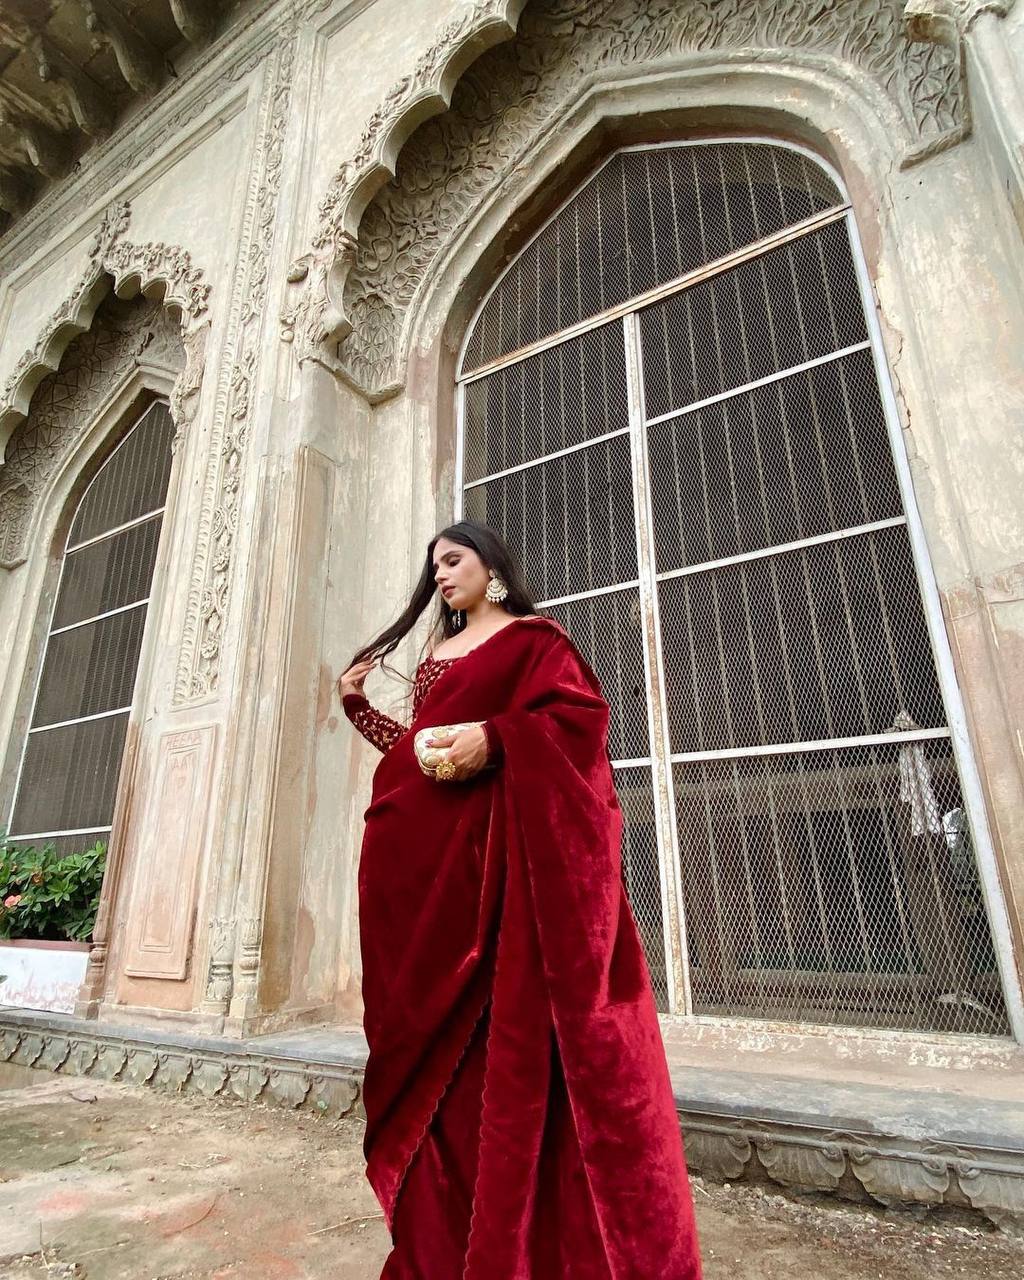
[357,616,702,1278]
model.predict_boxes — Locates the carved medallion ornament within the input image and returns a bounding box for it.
[284,0,1011,401]
[0,201,209,569]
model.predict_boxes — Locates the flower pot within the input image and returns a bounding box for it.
[0,938,90,1014]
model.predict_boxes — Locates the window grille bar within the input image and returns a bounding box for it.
[49,597,150,637]
[644,341,872,429]
[624,312,693,1015]
[535,580,642,609]
[669,726,951,764]
[463,425,630,490]
[611,757,654,770]
[459,206,851,384]
[7,826,112,843]
[655,516,907,583]
[29,706,133,734]
[859,744,927,1026]
[65,505,164,555]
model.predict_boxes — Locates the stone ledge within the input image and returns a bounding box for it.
[2,1007,1022,1232]
[0,1007,364,1122]
[681,1111,1024,1234]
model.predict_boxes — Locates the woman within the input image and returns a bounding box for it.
[339,521,702,1279]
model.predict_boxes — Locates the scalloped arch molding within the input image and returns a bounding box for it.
[0,202,211,462]
[282,0,1010,402]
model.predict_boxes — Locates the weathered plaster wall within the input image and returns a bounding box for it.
[864,123,1024,964]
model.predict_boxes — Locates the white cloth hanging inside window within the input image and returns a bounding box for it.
[890,710,942,837]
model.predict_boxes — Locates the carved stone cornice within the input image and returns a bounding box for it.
[285,0,975,398]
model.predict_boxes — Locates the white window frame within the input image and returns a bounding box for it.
[453,138,1024,1041]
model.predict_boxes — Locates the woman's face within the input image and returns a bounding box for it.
[432,537,490,610]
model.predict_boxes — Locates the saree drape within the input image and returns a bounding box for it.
[357,616,702,1278]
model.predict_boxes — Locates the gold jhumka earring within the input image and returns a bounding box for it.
[485,570,509,604]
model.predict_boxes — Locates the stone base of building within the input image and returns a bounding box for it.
[3,1006,1023,1233]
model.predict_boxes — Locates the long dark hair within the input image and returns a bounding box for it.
[347,521,541,683]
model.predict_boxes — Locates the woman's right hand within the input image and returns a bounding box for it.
[338,657,376,701]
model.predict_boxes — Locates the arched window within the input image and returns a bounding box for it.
[6,401,175,861]
[457,140,1013,1036]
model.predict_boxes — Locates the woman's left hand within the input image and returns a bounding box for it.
[426,724,490,781]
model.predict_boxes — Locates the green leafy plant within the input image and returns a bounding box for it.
[0,839,107,943]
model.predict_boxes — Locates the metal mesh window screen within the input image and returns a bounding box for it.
[8,401,174,843]
[647,348,902,568]
[543,588,649,762]
[674,742,1008,1036]
[69,403,174,545]
[462,142,844,374]
[658,526,946,755]
[463,434,637,601]
[31,606,148,727]
[457,141,1010,1034]
[463,324,630,482]
[11,714,131,837]
[51,515,161,630]
[639,220,868,421]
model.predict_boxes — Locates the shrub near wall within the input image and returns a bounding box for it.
[0,839,107,942]
[0,840,105,1014]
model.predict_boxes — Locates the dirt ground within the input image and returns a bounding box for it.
[1,1071,1023,1280]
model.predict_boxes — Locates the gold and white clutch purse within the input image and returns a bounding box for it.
[413,721,485,778]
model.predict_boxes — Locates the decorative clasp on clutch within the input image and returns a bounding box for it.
[413,721,485,778]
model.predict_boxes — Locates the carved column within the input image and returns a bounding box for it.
[218,432,338,1034]
[208,317,364,1035]
[193,30,349,1034]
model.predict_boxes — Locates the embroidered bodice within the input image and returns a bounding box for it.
[343,617,551,758]
[343,653,460,754]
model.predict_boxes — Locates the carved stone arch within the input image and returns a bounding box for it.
[0,295,184,571]
[283,0,1000,401]
[0,201,211,463]
[279,0,529,359]
[0,202,211,569]
[361,64,903,403]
